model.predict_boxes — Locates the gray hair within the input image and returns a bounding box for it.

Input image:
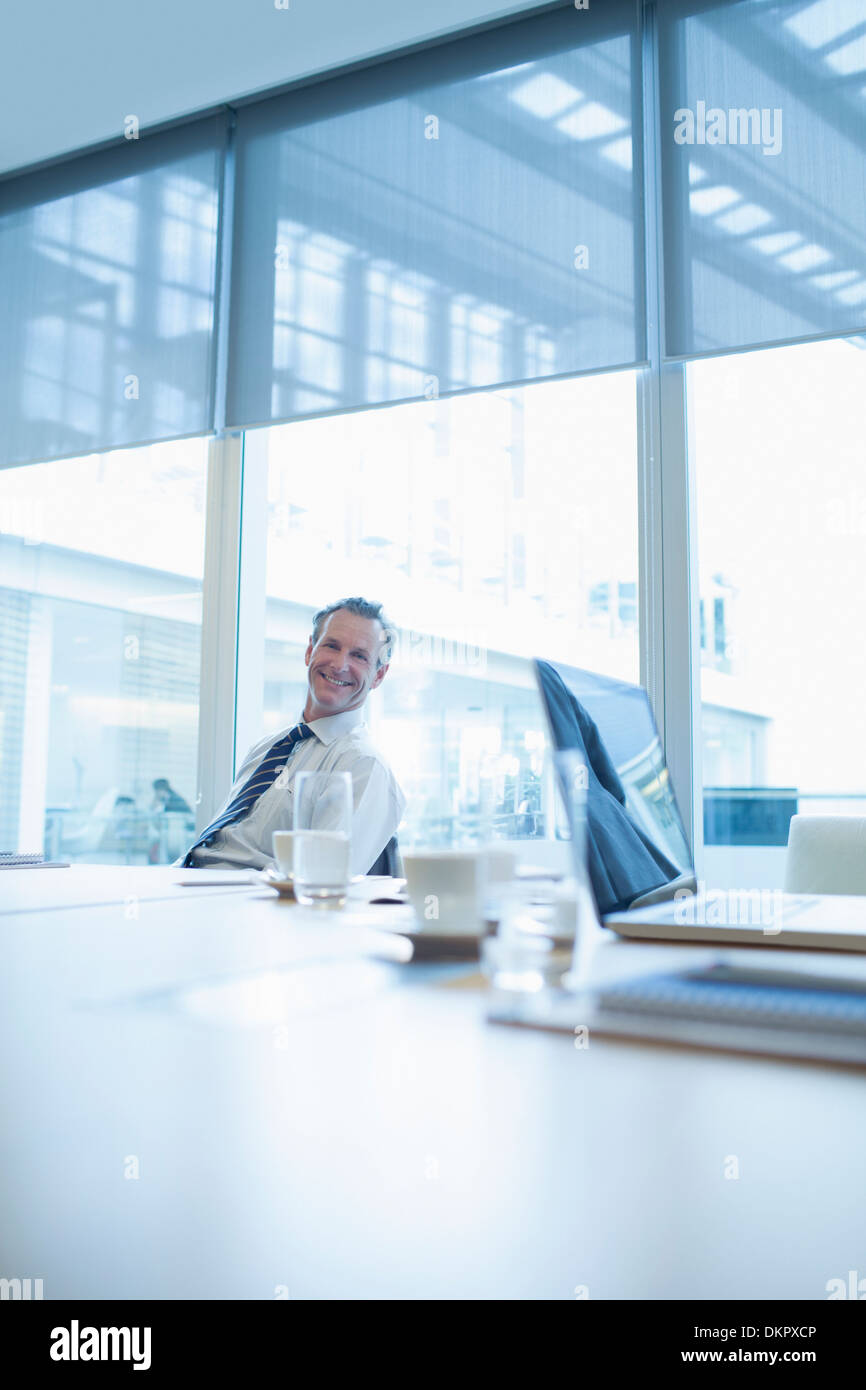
[311,597,394,668]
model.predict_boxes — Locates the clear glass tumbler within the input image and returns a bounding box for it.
[292,770,352,907]
[479,746,588,994]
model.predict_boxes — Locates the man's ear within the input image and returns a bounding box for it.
[371,661,389,691]
[304,637,314,666]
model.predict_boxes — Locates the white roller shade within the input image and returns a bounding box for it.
[226,2,644,429]
[659,0,866,357]
[0,116,225,469]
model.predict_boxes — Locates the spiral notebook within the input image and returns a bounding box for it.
[0,852,70,869]
[489,955,866,1066]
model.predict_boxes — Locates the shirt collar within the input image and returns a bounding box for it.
[303,705,366,746]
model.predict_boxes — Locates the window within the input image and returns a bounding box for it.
[4,1,864,877]
[0,119,223,469]
[691,336,866,886]
[659,0,866,356]
[242,369,639,847]
[227,2,643,428]
[0,439,207,861]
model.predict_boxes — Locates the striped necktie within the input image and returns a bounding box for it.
[182,722,313,866]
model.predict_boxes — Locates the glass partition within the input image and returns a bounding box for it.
[691,335,866,887]
[244,368,640,851]
[0,438,207,861]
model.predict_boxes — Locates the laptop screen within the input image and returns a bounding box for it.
[534,658,694,915]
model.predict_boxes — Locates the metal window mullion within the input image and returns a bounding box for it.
[195,431,244,830]
[660,364,703,871]
[193,105,246,833]
[234,428,269,770]
[639,0,703,868]
[211,107,237,436]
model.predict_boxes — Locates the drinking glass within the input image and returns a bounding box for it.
[292,770,352,907]
[480,747,588,993]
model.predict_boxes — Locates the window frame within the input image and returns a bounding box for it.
[9,0,826,868]
[202,0,705,861]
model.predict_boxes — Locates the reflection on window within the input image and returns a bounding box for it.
[1,146,220,467]
[662,0,866,354]
[270,35,637,403]
[229,5,641,427]
[0,439,207,860]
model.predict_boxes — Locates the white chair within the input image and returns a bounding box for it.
[784,815,866,896]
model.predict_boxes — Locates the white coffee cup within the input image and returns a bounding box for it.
[480,845,518,886]
[402,849,480,932]
[477,845,518,929]
[272,830,295,879]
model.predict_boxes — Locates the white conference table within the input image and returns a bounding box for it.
[1,866,865,1300]
[0,863,257,916]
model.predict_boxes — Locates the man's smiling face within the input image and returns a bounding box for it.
[303,609,389,721]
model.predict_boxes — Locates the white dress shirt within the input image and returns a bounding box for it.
[185,706,405,875]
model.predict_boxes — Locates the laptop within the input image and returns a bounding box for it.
[534,658,866,953]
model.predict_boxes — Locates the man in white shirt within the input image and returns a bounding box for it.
[180,597,405,875]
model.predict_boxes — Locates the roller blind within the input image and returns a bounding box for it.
[0,116,225,469]
[226,2,644,430]
[659,0,866,357]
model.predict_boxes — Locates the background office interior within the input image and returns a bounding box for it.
[1,0,864,886]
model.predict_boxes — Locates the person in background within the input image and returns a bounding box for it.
[111,795,138,856]
[151,779,192,815]
[150,779,193,864]
[179,596,404,876]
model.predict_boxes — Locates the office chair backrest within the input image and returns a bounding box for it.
[368,835,401,877]
[784,815,866,896]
